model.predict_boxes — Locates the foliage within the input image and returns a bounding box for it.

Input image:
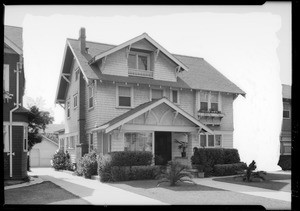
[154,155,165,165]
[174,139,188,153]
[157,160,196,186]
[213,162,247,176]
[97,154,113,182]
[51,150,72,171]
[110,166,160,181]
[77,151,98,179]
[278,155,291,170]
[108,151,153,167]
[28,105,54,151]
[191,147,242,177]
[238,160,267,182]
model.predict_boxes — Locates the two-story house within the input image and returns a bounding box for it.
[3,25,29,179]
[55,28,245,165]
[280,84,291,155]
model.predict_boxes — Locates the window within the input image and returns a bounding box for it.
[3,125,9,152]
[200,135,206,147]
[128,52,150,71]
[151,89,163,100]
[210,92,219,111]
[88,82,94,108]
[199,134,222,148]
[171,90,179,104]
[124,132,153,152]
[3,64,9,92]
[89,133,94,152]
[68,136,75,149]
[283,102,290,119]
[200,91,209,111]
[118,86,132,107]
[23,126,28,152]
[73,94,78,109]
[67,101,70,118]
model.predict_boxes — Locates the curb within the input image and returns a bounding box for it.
[4,176,44,190]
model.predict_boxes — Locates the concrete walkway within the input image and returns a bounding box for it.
[28,168,167,205]
[193,172,291,202]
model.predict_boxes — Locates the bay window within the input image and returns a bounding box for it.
[124,132,153,152]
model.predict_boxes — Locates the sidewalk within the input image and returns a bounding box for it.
[193,173,291,202]
[28,168,167,205]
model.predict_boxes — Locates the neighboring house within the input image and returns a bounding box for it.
[3,25,29,179]
[30,124,64,167]
[55,28,245,165]
[280,84,291,155]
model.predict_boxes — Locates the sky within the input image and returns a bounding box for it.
[4,3,291,170]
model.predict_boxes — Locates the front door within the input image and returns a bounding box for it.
[155,132,172,165]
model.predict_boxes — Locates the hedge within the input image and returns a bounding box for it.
[76,151,98,179]
[213,162,247,176]
[111,166,160,182]
[278,155,291,170]
[97,151,155,182]
[51,150,73,171]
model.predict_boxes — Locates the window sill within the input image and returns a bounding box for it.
[198,112,225,118]
[88,106,94,111]
[74,106,78,110]
[116,106,132,109]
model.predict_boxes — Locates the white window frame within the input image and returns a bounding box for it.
[210,92,219,112]
[170,89,180,104]
[283,102,290,119]
[23,126,28,152]
[67,100,71,118]
[199,133,223,148]
[73,93,78,109]
[199,91,209,112]
[116,84,133,108]
[3,64,9,92]
[88,82,94,109]
[128,51,151,71]
[123,131,154,156]
[199,91,221,113]
[150,88,165,101]
[3,125,9,152]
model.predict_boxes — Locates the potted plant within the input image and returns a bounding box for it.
[175,139,188,158]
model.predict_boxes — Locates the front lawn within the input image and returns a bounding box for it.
[213,173,291,192]
[4,181,90,204]
[108,179,290,209]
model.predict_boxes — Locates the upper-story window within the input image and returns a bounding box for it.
[128,51,153,78]
[3,64,9,92]
[171,89,179,104]
[210,92,219,111]
[67,100,70,118]
[200,91,209,111]
[117,85,132,107]
[88,82,94,109]
[151,89,164,100]
[283,102,290,119]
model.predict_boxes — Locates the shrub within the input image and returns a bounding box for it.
[157,160,196,186]
[111,166,131,181]
[77,151,98,179]
[213,162,247,176]
[223,149,241,164]
[109,151,153,167]
[51,150,72,171]
[130,166,160,180]
[237,160,267,182]
[278,155,291,170]
[97,154,113,182]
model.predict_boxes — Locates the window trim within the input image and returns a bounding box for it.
[199,133,223,148]
[283,102,290,119]
[170,89,180,104]
[73,93,78,109]
[67,100,71,119]
[23,126,28,152]
[88,82,94,109]
[150,88,165,101]
[116,84,134,108]
[128,51,151,71]
[199,91,221,113]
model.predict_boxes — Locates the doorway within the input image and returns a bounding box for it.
[154,132,172,165]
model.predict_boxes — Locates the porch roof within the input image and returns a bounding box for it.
[92,97,213,134]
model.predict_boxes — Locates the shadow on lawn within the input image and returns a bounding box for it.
[111,179,226,192]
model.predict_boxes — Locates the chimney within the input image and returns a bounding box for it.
[79,27,86,53]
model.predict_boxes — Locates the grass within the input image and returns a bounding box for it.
[108,179,290,209]
[4,181,90,204]
[213,173,291,192]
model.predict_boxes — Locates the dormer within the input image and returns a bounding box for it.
[89,33,189,82]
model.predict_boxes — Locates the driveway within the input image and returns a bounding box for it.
[28,168,167,205]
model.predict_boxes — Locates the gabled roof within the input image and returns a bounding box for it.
[93,97,213,134]
[56,33,246,103]
[44,124,65,134]
[282,84,291,99]
[4,25,23,55]
[40,135,59,146]
[89,33,189,72]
